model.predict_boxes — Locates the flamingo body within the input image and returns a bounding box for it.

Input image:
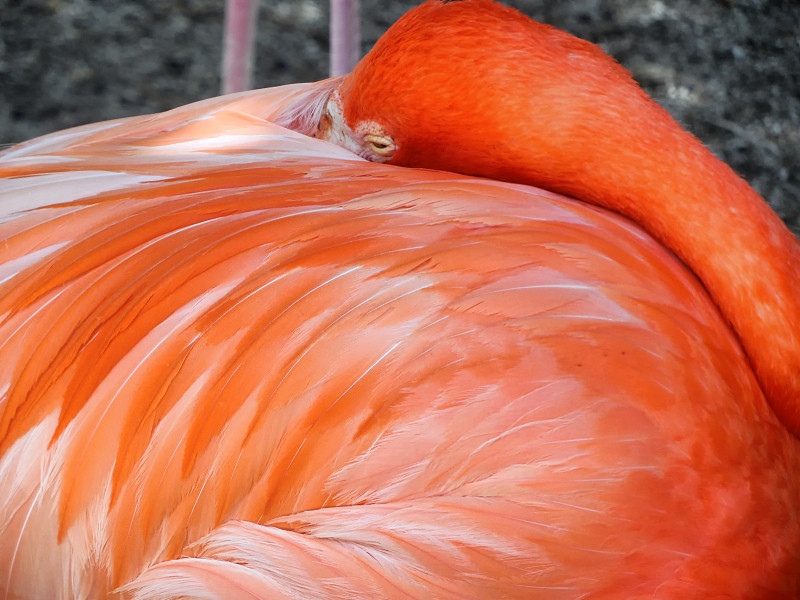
[1,3,799,599]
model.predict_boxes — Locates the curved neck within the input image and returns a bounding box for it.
[402,80,800,437]
[539,106,800,437]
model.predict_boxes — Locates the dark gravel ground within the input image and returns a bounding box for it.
[1,0,798,233]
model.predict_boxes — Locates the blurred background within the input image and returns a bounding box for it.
[1,0,798,232]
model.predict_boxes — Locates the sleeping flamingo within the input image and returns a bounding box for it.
[0,1,798,598]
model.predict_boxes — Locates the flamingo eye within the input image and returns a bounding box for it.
[364,133,397,159]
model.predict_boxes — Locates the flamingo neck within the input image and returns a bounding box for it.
[395,81,800,437]
[526,108,800,438]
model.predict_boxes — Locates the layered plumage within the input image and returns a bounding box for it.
[1,1,798,598]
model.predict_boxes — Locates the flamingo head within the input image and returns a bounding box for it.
[314,0,654,196]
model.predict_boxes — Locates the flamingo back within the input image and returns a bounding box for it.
[0,81,797,599]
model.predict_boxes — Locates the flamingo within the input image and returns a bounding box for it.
[0,0,798,598]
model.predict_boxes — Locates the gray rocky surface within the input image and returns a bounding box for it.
[1,0,798,232]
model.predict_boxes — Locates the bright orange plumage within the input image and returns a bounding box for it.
[1,1,798,598]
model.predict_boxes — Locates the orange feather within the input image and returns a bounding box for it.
[0,2,798,598]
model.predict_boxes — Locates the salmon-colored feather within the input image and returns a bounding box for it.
[1,2,799,598]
